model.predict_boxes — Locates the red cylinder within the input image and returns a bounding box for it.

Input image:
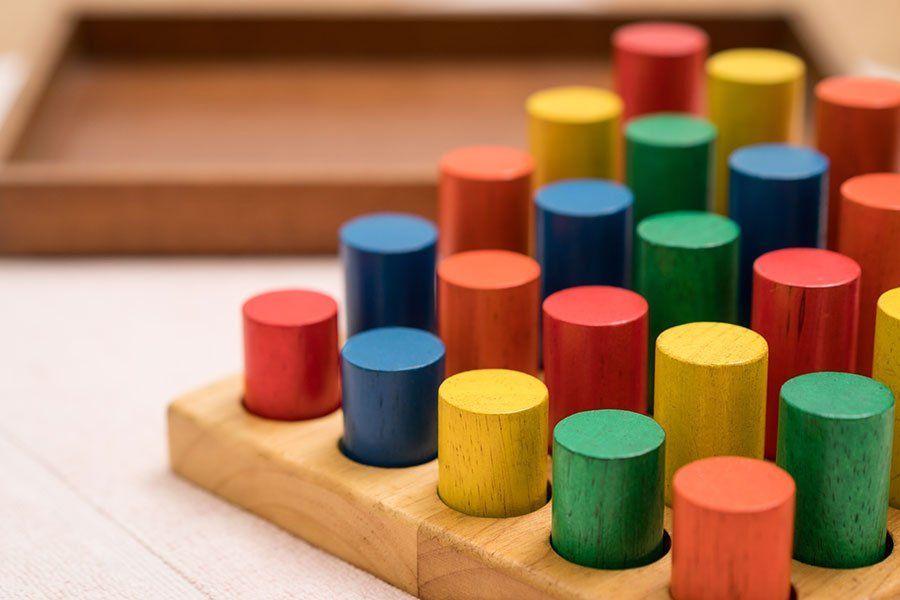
[543,285,648,441]
[752,248,860,459]
[242,289,340,420]
[671,456,795,600]
[438,249,540,376]
[612,21,708,122]
[438,145,534,258]
[815,76,900,249]
[838,173,900,375]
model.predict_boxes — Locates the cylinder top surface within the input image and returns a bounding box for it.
[438,249,540,289]
[842,172,900,210]
[880,287,900,317]
[613,21,707,57]
[657,322,767,366]
[341,327,444,372]
[637,211,739,249]
[526,86,622,123]
[242,289,337,327]
[707,48,804,85]
[626,113,716,147]
[729,143,828,180]
[816,76,900,109]
[554,409,664,459]
[440,369,547,415]
[781,372,894,420]
[439,145,534,181]
[674,456,794,513]
[754,248,860,288]
[339,213,437,254]
[543,285,647,327]
[535,179,632,217]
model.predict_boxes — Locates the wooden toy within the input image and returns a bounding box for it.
[242,289,339,421]
[815,76,900,248]
[874,288,900,508]
[729,143,829,323]
[543,286,648,435]
[340,327,445,468]
[707,48,805,214]
[655,322,767,503]
[752,248,860,459]
[551,410,665,569]
[526,86,622,187]
[838,173,900,375]
[340,213,437,336]
[777,372,894,568]
[437,250,540,376]
[437,369,548,518]
[612,22,707,121]
[625,114,716,227]
[535,179,632,297]
[671,456,795,600]
[438,146,533,257]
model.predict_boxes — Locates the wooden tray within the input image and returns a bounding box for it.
[167,375,900,599]
[0,9,820,255]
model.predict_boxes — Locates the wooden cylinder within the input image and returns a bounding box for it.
[438,145,534,257]
[815,76,900,248]
[655,322,767,503]
[838,173,900,375]
[526,86,622,187]
[543,286,648,438]
[552,409,665,569]
[671,456,795,600]
[625,113,716,227]
[707,48,805,214]
[340,327,445,467]
[340,212,437,336]
[874,288,900,507]
[535,179,633,297]
[730,143,829,324]
[776,371,894,568]
[242,289,340,421]
[438,369,548,517]
[752,248,861,459]
[438,249,540,376]
[612,21,707,122]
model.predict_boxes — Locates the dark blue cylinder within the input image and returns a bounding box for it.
[340,327,445,467]
[729,143,829,324]
[340,213,437,336]
[535,178,633,300]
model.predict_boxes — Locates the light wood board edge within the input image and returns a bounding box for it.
[168,375,900,599]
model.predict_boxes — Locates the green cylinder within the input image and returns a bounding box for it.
[625,113,717,226]
[776,372,894,568]
[551,409,665,569]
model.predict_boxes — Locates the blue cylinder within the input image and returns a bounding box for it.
[535,179,633,299]
[340,213,437,336]
[729,143,829,324]
[340,327,445,467]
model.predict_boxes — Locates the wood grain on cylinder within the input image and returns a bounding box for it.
[873,288,900,507]
[438,369,548,518]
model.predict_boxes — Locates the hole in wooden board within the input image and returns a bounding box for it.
[548,529,671,570]
[336,437,437,469]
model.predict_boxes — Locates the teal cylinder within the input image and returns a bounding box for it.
[776,371,894,568]
[551,409,666,569]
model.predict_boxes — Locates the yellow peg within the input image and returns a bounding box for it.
[873,287,900,507]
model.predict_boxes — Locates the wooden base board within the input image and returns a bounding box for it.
[167,375,900,599]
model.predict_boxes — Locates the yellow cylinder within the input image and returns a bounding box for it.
[873,287,900,508]
[655,322,767,503]
[526,86,622,187]
[438,369,548,517]
[707,48,805,214]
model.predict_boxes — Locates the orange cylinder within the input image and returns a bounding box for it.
[438,146,534,257]
[438,249,540,376]
[815,77,900,248]
[671,456,795,600]
[838,173,900,374]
